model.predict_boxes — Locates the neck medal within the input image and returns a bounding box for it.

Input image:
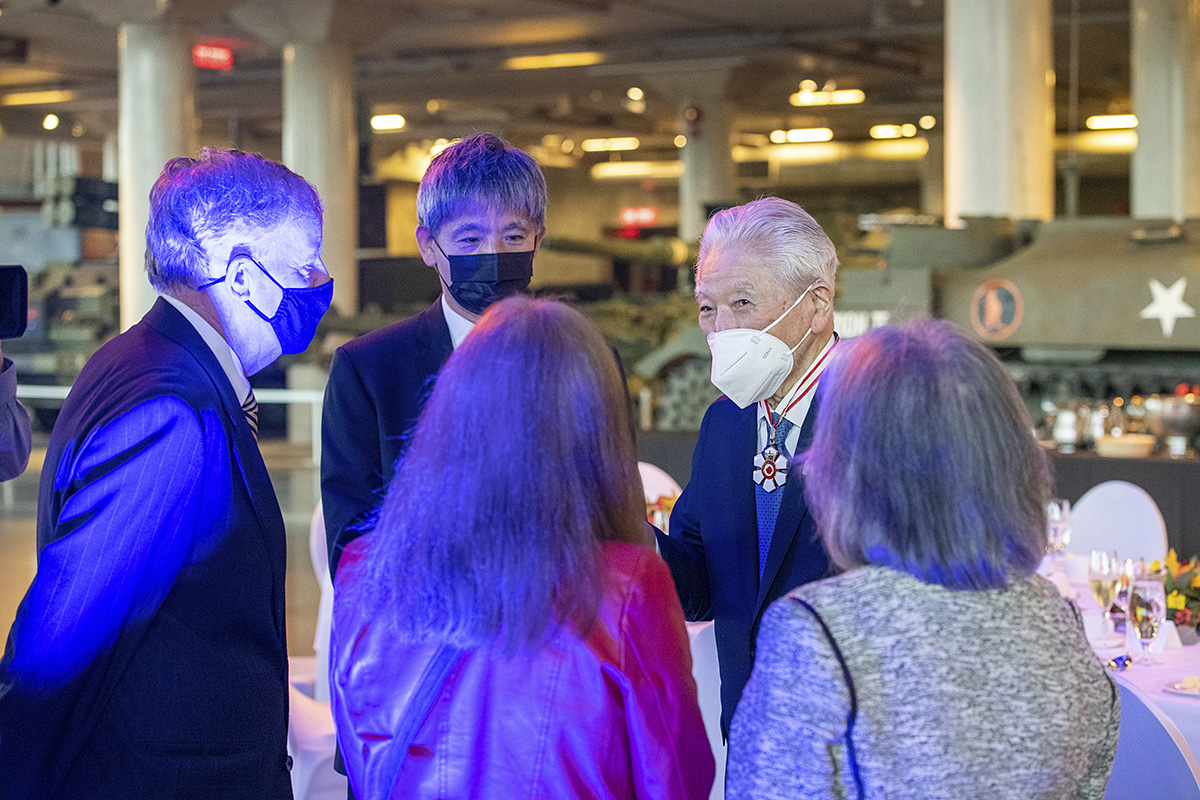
[753,437,788,493]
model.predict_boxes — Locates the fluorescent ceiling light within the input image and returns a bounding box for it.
[371,114,406,131]
[789,89,865,107]
[504,52,604,70]
[769,128,833,144]
[870,124,902,139]
[581,137,640,152]
[591,161,684,180]
[1086,114,1137,130]
[2,90,75,106]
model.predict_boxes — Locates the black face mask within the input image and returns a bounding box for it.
[433,238,535,317]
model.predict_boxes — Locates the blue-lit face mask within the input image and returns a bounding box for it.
[433,238,535,317]
[199,249,333,355]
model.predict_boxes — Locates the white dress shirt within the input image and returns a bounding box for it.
[160,294,252,405]
[440,294,476,350]
[755,333,838,456]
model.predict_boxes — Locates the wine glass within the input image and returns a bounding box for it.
[1046,498,1072,555]
[1088,550,1120,636]
[1130,579,1167,663]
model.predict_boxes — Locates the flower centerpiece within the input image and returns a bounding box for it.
[647,493,677,532]
[1160,549,1200,629]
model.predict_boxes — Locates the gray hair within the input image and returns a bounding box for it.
[696,197,838,296]
[145,147,322,292]
[803,318,1050,590]
[365,296,647,652]
[416,133,547,237]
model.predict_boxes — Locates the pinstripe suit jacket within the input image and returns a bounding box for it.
[0,298,292,800]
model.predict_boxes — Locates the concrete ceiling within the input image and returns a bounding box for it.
[0,0,1133,164]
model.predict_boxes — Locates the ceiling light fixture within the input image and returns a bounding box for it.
[504,51,605,70]
[371,114,406,131]
[627,87,644,101]
[870,124,903,139]
[918,115,936,130]
[581,136,640,152]
[789,89,864,107]
[1086,114,1137,130]
[2,90,75,106]
[674,135,687,147]
[769,127,833,143]
[42,114,59,131]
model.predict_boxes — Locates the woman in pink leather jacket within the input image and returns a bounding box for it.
[330,297,715,800]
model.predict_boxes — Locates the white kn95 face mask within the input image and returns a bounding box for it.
[706,284,815,408]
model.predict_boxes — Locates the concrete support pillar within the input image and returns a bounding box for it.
[118,21,195,330]
[678,93,735,244]
[283,41,358,315]
[944,0,1054,225]
[920,131,946,216]
[1131,0,1200,221]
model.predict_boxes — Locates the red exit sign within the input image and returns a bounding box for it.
[619,206,658,227]
[193,44,233,71]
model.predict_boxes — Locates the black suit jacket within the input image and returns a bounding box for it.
[0,299,292,800]
[655,395,831,735]
[322,301,453,576]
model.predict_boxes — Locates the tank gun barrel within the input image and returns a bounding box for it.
[541,235,697,267]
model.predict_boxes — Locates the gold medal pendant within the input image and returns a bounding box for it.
[753,445,788,493]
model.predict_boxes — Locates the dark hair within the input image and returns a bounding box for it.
[804,318,1050,590]
[416,133,547,237]
[144,147,322,291]
[366,296,646,650]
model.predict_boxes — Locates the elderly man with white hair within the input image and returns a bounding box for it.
[656,196,839,739]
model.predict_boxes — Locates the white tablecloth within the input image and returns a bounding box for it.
[1097,646,1200,754]
[1042,556,1200,755]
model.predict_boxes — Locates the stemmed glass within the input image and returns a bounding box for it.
[1129,579,1167,663]
[1088,550,1120,636]
[1046,498,1072,555]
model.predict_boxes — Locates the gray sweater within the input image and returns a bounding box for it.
[727,566,1119,799]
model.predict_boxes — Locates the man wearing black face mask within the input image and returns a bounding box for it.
[321,133,545,577]
[0,149,329,799]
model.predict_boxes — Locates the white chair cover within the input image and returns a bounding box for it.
[309,501,334,703]
[1065,480,1168,563]
[286,501,346,800]
[1105,682,1200,799]
[639,460,683,504]
[687,621,727,800]
[288,683,347,800]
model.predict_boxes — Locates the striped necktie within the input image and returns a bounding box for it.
[242,389,259,441]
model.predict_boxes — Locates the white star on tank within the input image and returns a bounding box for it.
[1140,277,1196,338]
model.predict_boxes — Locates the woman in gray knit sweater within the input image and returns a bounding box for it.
[728,319,1119,800]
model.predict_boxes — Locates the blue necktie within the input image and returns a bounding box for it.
[755,413,793,579]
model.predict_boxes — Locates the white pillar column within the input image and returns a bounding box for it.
[944,0,1054,225]
[920,131,946,216]
[283,41,358,315]
[118,21,195,331]
[678,94,734,245]
[1131,0,1200,221]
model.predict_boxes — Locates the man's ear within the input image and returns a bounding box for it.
[415,225,439,268]
[227,254,253,299]
[533,225,546,255]
[810,283,835,332]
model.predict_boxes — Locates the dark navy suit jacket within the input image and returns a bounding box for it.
[655,395,831,735]
[0,299,292,800]
[321,301,452,577]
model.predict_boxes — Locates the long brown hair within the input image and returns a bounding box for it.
[365,296,647,651]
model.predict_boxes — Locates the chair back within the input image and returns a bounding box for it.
[1104,681,1200,799]
[687,621,727,800]
[1065,481,1167,563]
[309,501,334,703]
